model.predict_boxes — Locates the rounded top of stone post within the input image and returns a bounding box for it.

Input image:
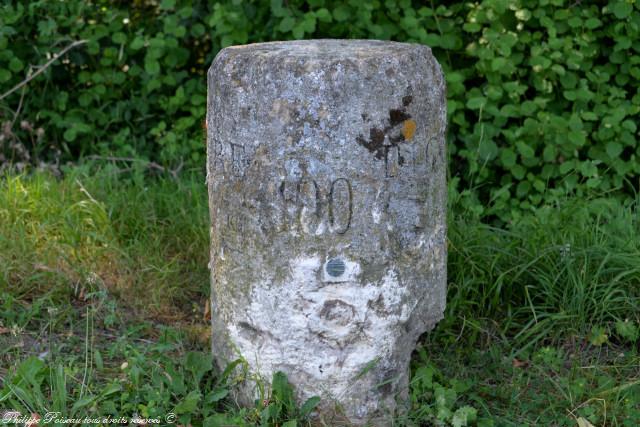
[214,39,432,62]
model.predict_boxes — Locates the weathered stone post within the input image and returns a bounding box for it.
[206,40,446,424]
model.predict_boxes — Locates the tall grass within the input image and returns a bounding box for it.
[0,168,209,320]
[1,168,639,343]
[446,196,640,349]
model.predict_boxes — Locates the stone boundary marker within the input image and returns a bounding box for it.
[207,39,446,425]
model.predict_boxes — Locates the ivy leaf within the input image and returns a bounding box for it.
[9,58,23,72]
[501,148,517,168]
[145,59,161,75]
[585,17,601,29]
[279,16,296,32]
[466,97,487,110]
[292,23,305,39]
[606,142,623,158]
[159,0,176,10]
[491,57,507,71]
[130,36,145,50]
[63,128,77,142]
[302,13,316,33]
[568,130,585,146]
[315,8,332,23]
[611,1,632,19]
[0,68,12,82]
[333,5,350,21]
[111,32,126,44]
[478,139,498,161]
[271,0,289,17]
[515,141,535,159]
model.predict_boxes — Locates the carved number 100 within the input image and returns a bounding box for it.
[279,178,353,234]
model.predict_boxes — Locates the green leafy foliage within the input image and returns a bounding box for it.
[1,1,639,218]
[0,0,209,168]
[408,349,489,426]
[614,319,639,343]
[258,371,320,426]
[0,338,237,425]
[445,195,640,350]
[416,337,640,426]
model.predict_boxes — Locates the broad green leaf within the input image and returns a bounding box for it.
[279,16,295,32]
[501,148,517,167]
[145,59,161,75]
[64,128,77,142]
[71,395,97,412]
[515,141,535,159]
[0,68,11,82]
[160,0,176,10]
[478,139,498,160]
[112,31,126,44]
[606,141,623,158]
[299,396,321,417]
[185,351,213,383]
[206,388,229,403]
[315,8,332,22]
[174,390,202,414]
[611,1,632,19]
[130,36,145,50]
[568,130,585,146]
[333,5,350,21]
[585,17,601,29]
[292,23,305,39]
[491,57,507,71]
[9,58,23,72]
[466,97,487,110]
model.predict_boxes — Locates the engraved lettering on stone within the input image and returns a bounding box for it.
[279,177,353,235]
[230,143,248,177]
[329,178,352,234]
[212,138,225,172]
[279,179,299,232]
[385,146,400,178]
[298,178,321,234]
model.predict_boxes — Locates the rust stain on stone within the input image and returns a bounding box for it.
[402,119,416,140]
[389,109,410,126]
[356,95,414,161]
